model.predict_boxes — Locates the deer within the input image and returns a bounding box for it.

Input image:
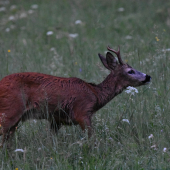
[0,46,151,147]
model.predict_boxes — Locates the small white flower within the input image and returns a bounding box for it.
[148,134,154,139]
[77,141,83,146]
[162,48,170,52]
[9,16,15,21]
[14,149,24,152]
[46,31,53,36]
[122,119,130,124]
[109,137,113,140]
[31,4,38,9]
[28,9,34,14]
[69,33,78,38]
[151,145,157,150]
[105,125,109,131]
[163,148,167,152]
[50,48,57,54]
[10,5,17,11]
[5,28,10,32]
[50,47,55,51]
[0,7,6,12]
[75,20,82,24]
[125,86,138,95]
[125,35,132,40]
[151,144,156,148]
[20,13,27,18]
[118,7,124,12]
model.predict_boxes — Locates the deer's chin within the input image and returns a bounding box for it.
[143,81,151,85]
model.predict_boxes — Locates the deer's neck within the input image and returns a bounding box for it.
[94,73,127,111]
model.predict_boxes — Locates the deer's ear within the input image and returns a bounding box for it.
[98,53,111,70]
[106,52,118,70]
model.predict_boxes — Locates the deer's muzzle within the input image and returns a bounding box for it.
[142,75,151,84]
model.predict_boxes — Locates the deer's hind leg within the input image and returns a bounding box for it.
[0,108,23,148]
[0,121,19,148]
[0,127,2,136]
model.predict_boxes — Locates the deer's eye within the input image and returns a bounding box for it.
[128,70,135,74]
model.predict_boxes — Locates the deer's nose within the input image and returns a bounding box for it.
[146,75,151,82]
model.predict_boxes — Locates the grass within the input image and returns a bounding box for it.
[0,0,170,169]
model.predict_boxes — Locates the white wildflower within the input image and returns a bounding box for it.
[125,86,138,95]
[105,125,109,131]
[163,148,167,152]
[10,5,17,11]
[75,20,82,24]
[125,35,132,40]
[122,119,130,124]
[162,48,170,52]
[109,137,113,141]
[20,13,27,18]
[118,7,124,12]
[31,4,38,9]
[28,9,34,14]
[69,33,78,38]
[33,120,37,123]
[0,7,6,12]
[148,134,154,139]
[5,28,10,32]
[151,144,156,148]
[50,47,55,51]
[46,31,53,36]
[77,141,83,146]
[9,16,15,21]
[22,39,27,45]
[151,144,157,150]
[50,48,58,55]
[14,149,24,152]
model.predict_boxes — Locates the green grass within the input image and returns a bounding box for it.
[1,0,170,169]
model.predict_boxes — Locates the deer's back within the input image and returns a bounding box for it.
[0,72,98,115]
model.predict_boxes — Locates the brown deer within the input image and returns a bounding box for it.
[0,46,151,147]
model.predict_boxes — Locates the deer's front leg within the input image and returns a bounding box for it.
[78,116,92,138]
[0,126,17,148]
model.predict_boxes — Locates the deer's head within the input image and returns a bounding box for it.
[98,46,151,87]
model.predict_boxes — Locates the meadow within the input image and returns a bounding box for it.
[0,0,170,169]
